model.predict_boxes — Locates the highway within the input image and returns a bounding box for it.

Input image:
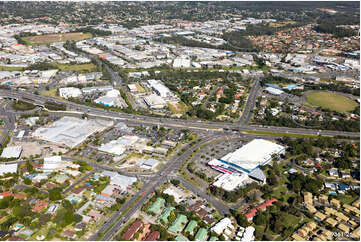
[0,89,359,138]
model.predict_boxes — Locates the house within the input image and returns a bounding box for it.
[62,230,76,239]
[328,168,339,177]
[75,222,87,232]
[32,200,49,213]
[314,212,326,221]
[325,217,338,227]
[338,223,350,233]
[244,208,257,221]
[319,194,329,204]
[341,171,351,178]
[0,191,14,199]
[330,198,340,209]
[122,220,144,240]
[303,192,313,205]
[88,209,104,222]
[143,231,160,241]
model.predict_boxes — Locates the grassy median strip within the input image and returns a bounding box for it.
[243,130,321,138]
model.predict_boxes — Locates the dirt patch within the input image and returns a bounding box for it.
[23,32,92,44]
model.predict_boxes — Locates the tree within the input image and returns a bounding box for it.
[23,177,32,185]
[254,212,267,226]
[49,188,62,201]
[74,214,83,223]
[170,179,180,186]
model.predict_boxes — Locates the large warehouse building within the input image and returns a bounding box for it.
[219,139,285,173]
[208,139,285,190]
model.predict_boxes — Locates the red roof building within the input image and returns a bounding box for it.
[122,220,144,240]
[143,231,160,241]
[0,192,14,199]
[32,200,49,213]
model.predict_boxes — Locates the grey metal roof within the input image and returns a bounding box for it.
[249,168,266,181]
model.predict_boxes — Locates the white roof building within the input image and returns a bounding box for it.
[241,226,255,241]
[1,146,22,159]
[33,117,113,148]
[59,87,82,99]
[163,187,184,203]
[147,79,172,98]
[264,87,284,96]
[220,139,285,173]
[42,156,62,172]
[98,142,126,155]
[144,94,166,109]
[173,56,191,68]
[211,217,233,235]
[100,171,137,190]
[212,173,248,191]
[128,84,138,93]
[136,158,159,170]
[0,163,18,176]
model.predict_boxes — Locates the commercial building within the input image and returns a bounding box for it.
[212,173,248,191]
[98,135,139,155]
[100,171,137,191]
[59,87,82,99]
[144,94,167,109]
[0,163,18,176]
[241,226,255,241]
[136,158,159,170]
[42,156,62,172]
[1,146,22,159]
[219,139,285,173]
[94,89,127,108]
[33,117,113,148]
[173,56,191,68]
[264,87,284,96]
[147,79,172,98]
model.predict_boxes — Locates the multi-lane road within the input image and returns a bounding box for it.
[0,89,359,138]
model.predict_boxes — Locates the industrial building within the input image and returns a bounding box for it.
[264,86,284,96]
[208,139,285,190]
[144,94,167,109]
[0,146,22,159]
[94,89,127,108]
[33,117,113,148]
[147,79,172,98]
[59,87,82,99]
[100,171,137,191]
[0,163,18,176]
[219,139,285,173]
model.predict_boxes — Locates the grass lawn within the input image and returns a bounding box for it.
[305,91,358,112]
[12,100,36,111]
[135,83,146,93]
[168,102,189,114]
[0,66,24,71]
[282,213,299,228]
[243,130,321,138]
[22,32,92,45]
[41,88,59,98]
[337,194,358,205]
[54,63,96,72]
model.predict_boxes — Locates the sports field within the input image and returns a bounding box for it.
[22,32,92,45]
[305,91,358,112]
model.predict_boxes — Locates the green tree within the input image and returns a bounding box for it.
[49,188,62,201]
